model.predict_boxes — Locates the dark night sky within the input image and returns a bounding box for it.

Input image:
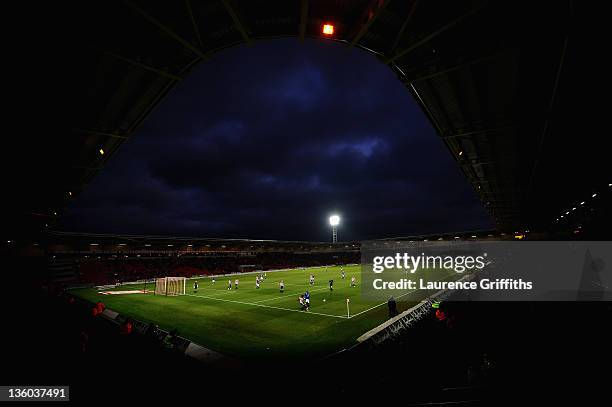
[61,39,492,241]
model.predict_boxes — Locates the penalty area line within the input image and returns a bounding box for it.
[250,286,330,304]
[182,293,346,319]
[348,288,419,319]
[348,273,460,319]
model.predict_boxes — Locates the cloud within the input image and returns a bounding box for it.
[61,39,492,240]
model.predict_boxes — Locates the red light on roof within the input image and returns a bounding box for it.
[322,24,334,35]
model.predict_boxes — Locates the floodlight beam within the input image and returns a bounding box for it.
[329,215,340,243]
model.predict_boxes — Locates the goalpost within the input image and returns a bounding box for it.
[154,277,186,296]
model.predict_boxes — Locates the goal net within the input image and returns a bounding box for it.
[154,277,186,296]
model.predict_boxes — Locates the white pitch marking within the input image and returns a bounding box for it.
[348,273,459,319]
[251,286,330,304]
[348,288,419,319]
[182,293,346,319]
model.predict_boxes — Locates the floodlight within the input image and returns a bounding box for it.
[329,215,340,226]
[322,24,334,35]
[329,214,340,243]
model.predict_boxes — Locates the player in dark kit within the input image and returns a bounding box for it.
[304,290,310,311]
[329,279,334,291]
[193,281,199,293]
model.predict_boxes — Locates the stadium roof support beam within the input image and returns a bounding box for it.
[442,125,515,139]
[350,0,391,47]
[105,51,183,81]
[221,0,251,44]
[184,0,205,52]
[385,3,485,64]
[298,0,309,40]
[124,0,207,60]
[528,34,570,192]
[390,0,419,54]
[408,51,511,83]
[408,83,444,136]
[73,128,129,140]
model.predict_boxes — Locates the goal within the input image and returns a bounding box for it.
[154,277,186,296]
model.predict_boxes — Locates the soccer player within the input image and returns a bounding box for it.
[304,290,310,311]
[227,279,232,290]
[193,280,199,294]
[309,274,315,286]
[341,270,346,279]
[264,272,267,279]
[234,279,239,289]
[298,295,305,310]
[211,277,216,285]
[255,276,260,289]
[329,279,334,291]
[351,276,356,287]
[279,280,285,293]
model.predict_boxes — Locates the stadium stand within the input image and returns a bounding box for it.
[37,232,360,287]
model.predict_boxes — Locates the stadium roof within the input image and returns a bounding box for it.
[7,0,607,239]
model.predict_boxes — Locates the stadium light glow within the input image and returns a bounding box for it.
[322,24,334,35]
[592,193,597,198]
[329,214,340,243]
[329,215,340,226]
[99,148,105,155]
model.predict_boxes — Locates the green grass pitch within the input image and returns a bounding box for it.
[69,265,457,361]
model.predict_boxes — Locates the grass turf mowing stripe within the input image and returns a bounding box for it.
[182,293,347,319]
[251,286,330,304]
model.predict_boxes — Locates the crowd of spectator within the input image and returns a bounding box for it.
[73,250,359,286]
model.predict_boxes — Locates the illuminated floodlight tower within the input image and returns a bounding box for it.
[329,215,340,243]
